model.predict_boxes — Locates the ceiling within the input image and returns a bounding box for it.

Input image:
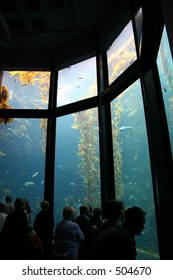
[0,0,130,69]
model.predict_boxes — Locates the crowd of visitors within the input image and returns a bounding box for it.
[0,195,146,260]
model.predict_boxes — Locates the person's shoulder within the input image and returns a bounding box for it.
[75,214,82,220]
[67,220,79,228]
[1,212,8,218]
[72,220,81,228]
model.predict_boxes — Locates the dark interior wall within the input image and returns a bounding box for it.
[160,0,173,59]
[0,0,130,70]
[0,1,172,70]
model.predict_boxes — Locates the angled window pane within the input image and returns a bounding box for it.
[0,71,50,110]
[0,118,47,224]
[157,27,173,156]
[111,80,159,259]
[54,108,100,224]
[57,57,97,107]
[107,21,137,84]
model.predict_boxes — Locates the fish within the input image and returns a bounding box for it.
[129,59,135,65]
[163,86,167,93]
[70,182,76,187]
[18,188,25,191]
[24,181,34,187]
[41,180,44,185]
[0,150,6,157]
[119,126,134,131]
[13,78,18,83]
[130,167,139,171]
[57,164,65,170]
[129,195,136,201]
[32,172,39,178]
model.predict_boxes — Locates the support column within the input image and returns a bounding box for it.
[96,50,115,218]
[44,68,58,217]
[141,65,173,259]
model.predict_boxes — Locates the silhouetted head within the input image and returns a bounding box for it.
[5,195,12,203]
[63,206,76,220]
[93,207,102,218]
[14,198,26,211]
[79,204,90,217]
[105,199,124,221]
[125,206,146,236]
[40,200,49,211]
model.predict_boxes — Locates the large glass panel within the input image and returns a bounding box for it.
[54,108,100,225]
[57,57,97,107]
[107,21,137,84]
[111,80,159,259]
[0,70,50,110]
[0,118,47,225]
[157,27,173,156]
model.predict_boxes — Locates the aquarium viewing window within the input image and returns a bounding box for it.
[111,80,159,259]
[157,27,173,156]
[107,21,137,85]
[0,118,47,223]
[0,71,50,110]
[57,57,97,107]
[54,108,101,224]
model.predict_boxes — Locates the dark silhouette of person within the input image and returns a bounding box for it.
[88,206,146,260]
[24,199,32,225]
[0,198,29,259]
[23,226,43,260]
[0,202,7,234]
[53,206,84,260]
[90,207,102,239]
[34,201,54,259]
[4,195,15,215]
[75,204,95,259]
[99,199,124,234]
